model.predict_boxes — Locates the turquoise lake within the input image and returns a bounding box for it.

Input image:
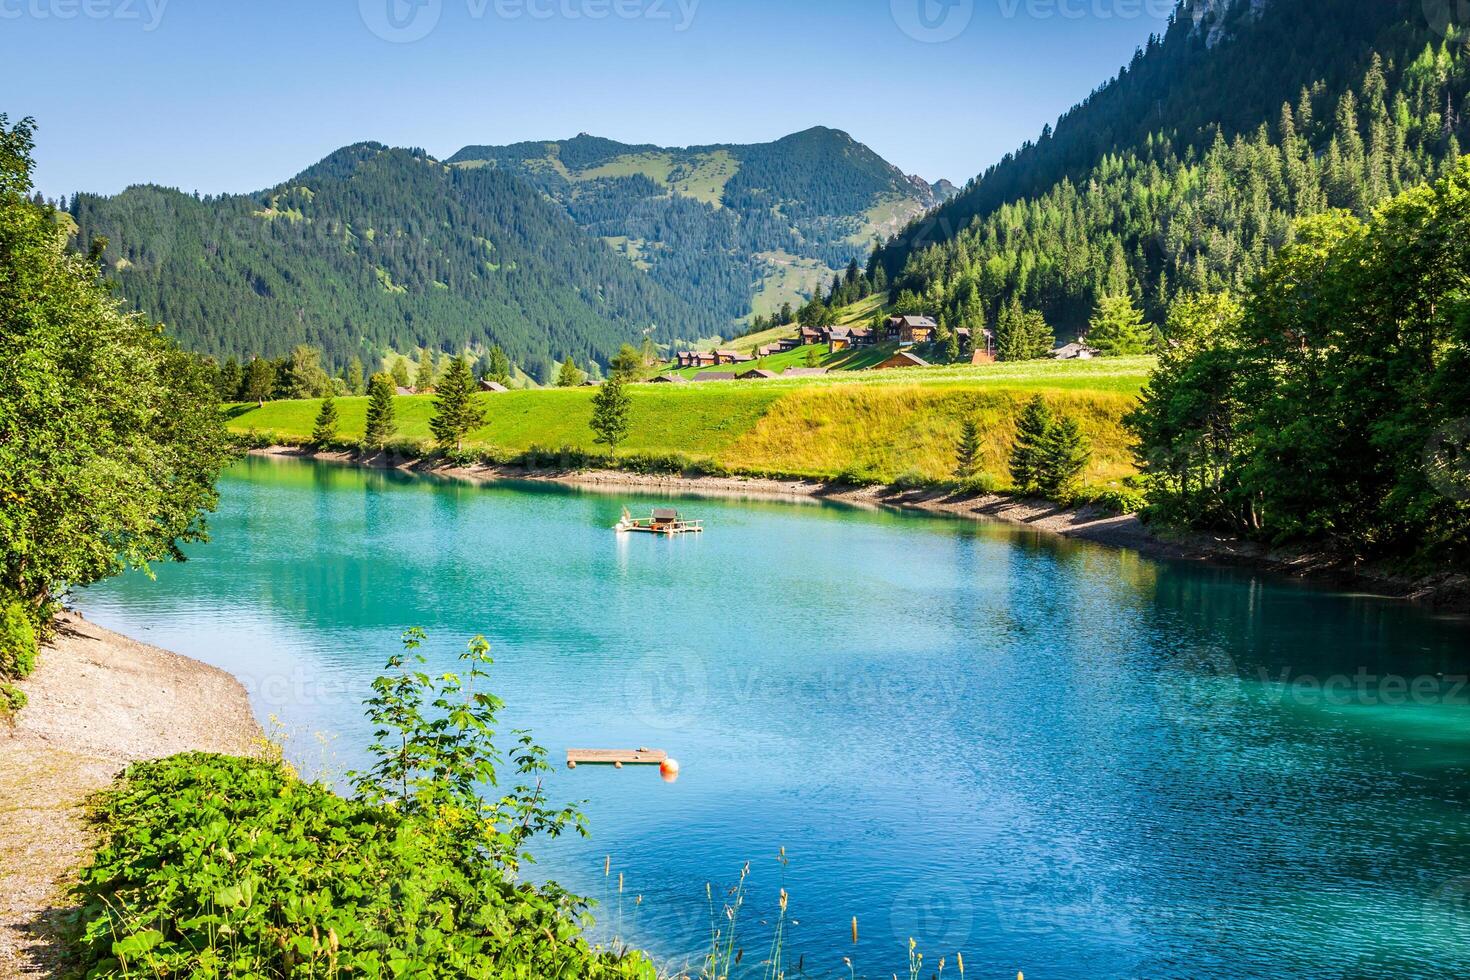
[80,456,1470,979]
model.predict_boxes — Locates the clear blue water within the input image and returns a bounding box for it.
[80,456,1470,979]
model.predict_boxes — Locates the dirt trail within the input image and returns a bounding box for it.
[0,612,259,978]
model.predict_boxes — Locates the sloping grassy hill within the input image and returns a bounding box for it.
[231,358,1152,488]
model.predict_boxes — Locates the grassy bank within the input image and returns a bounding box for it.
[228,357,1153,489]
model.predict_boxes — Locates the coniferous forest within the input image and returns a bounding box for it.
[873,0,1470,339]
[66,143,724,377]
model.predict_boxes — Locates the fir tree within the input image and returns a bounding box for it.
[311,394,339,448]
[414,348,436,393]
[1009,396,1055,494]
[804,346,821,368]
[363,373,397,450]
[556,358,585,388]
[390,357,411,389]
[944,328,961,364]
[483,345,511,385]
[1038,415,1090,497]
[243,357,275,406]
[955,416,983,478]
[1087,295,1149,356]
[429,355,483,452]
[346,356,365,396]
[589,373,632,452]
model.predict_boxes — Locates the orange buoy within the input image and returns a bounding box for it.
[660,758,681,783]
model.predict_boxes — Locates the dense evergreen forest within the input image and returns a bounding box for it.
[871,0,1470,337]
[67,144,723,375]
[447,127,951,322]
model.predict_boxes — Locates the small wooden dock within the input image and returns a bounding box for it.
[567,748,667,769]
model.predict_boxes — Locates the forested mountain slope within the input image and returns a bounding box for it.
[447,127,953,322]
[872,0,1470,336]
[68,144,723,375]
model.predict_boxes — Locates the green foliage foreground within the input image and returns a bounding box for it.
[1129,160,1470,569]
[0,115,233,618]
[73,631,655,979]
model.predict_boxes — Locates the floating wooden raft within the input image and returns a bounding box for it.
[567,748,667,769]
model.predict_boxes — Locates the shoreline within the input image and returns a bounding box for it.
[256,446,1470,611]
[0,612,261,978]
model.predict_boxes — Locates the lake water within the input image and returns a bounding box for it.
[80,456,1470,979]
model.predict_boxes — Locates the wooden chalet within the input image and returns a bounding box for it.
[874,350,931,370]
[738,368,780,380]
[886,315,938,345]
[828,327,853,352]
[1052,342,1098,360]
[649,373,690,384]
[479,380,510,393]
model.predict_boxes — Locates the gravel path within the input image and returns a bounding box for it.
[0,612,260,978]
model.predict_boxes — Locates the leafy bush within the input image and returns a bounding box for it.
[1078,484,1147,514]
[73,631,656,979]
[0,681,25,719]
[0,600,37,680]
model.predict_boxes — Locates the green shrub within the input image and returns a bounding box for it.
[0,681,26,719]
[73,631,656,979]
[0,601,37,680]
[1076,484,1147,514]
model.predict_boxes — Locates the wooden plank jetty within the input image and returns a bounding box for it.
[567,748,667,769]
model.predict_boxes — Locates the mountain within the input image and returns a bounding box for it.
[870,0,1470,336]
[446,127,947,323]
[68,143,727,376]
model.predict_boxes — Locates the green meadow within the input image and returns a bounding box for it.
[229,357,1155,487]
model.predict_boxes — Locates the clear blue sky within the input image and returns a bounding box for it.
[5,0,1174,199]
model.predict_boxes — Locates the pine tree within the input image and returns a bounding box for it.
[944,328,960,364]
[1021,309,1056,359]
[363,373,397,450]
[955,416,982,478]
[346,356,365,396]
[1087,295,1149,355]
[243,357,275,406]
[429,355,483,452]
[390,357,411,389]
[804,346,821,368]
[1009,396,1055,494]
[556,358,585,387]
[311,394,339,447]
[414,348,436,393]
[1038,414,1090,497]
[590,373,632,452]
[484,345,511,385]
